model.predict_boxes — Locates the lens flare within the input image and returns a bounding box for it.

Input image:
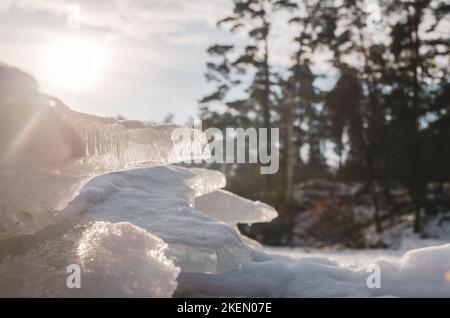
[444,270,450,282]
[44,38,104,91]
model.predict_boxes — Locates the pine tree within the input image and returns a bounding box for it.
[387,0,449,232]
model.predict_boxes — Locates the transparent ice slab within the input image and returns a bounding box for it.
[0,99,209,240]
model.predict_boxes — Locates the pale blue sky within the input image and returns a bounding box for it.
[0,0,238,123]
[0,0,341,124]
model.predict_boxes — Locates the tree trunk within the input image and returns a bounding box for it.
[411,3,423,233]
[262,23,272,193]
[283,80,295,211]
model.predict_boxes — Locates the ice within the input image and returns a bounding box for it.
[0,221,179,297]
[0,166,255,296]
[0,64,260,296]
[185,168,226,198]
[2,64,448,298]
[75,166,251,274]
[176,260,296,297]
[176,255,370,297]
[0,68,209,239]
[195,189,277,225]
[2,158,449,297]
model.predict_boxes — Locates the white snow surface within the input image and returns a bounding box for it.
[177,243,450,297]
[75,166,252,274]
[0,221,179,297]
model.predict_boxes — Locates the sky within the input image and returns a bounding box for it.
[0,0,341,124]
[0,0,238,123]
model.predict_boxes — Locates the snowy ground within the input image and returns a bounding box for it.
[264,246,403,267]
[176,241,450,298]
[264,236,449,268]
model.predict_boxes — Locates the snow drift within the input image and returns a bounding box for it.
[177,244,450,297]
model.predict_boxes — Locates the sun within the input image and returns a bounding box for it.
[45,38,104,91]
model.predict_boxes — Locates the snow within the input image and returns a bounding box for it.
[73,221,179,297]
[1,159,449,297]
[263,235,449,267]
[289,179,450,249]
[0,221,179,297]
[0,164,260,295]
[76,166,252,274]
[1,97,449,297]
[177,244,450,297]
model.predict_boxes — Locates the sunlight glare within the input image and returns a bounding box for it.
[45,38,104,91]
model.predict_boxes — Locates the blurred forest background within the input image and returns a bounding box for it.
[184,0,450,248]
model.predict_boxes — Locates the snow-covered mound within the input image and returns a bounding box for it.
[76,166,251,274]
[74,221,179,297]
[0,220,179,297]
[177,244,450,297]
